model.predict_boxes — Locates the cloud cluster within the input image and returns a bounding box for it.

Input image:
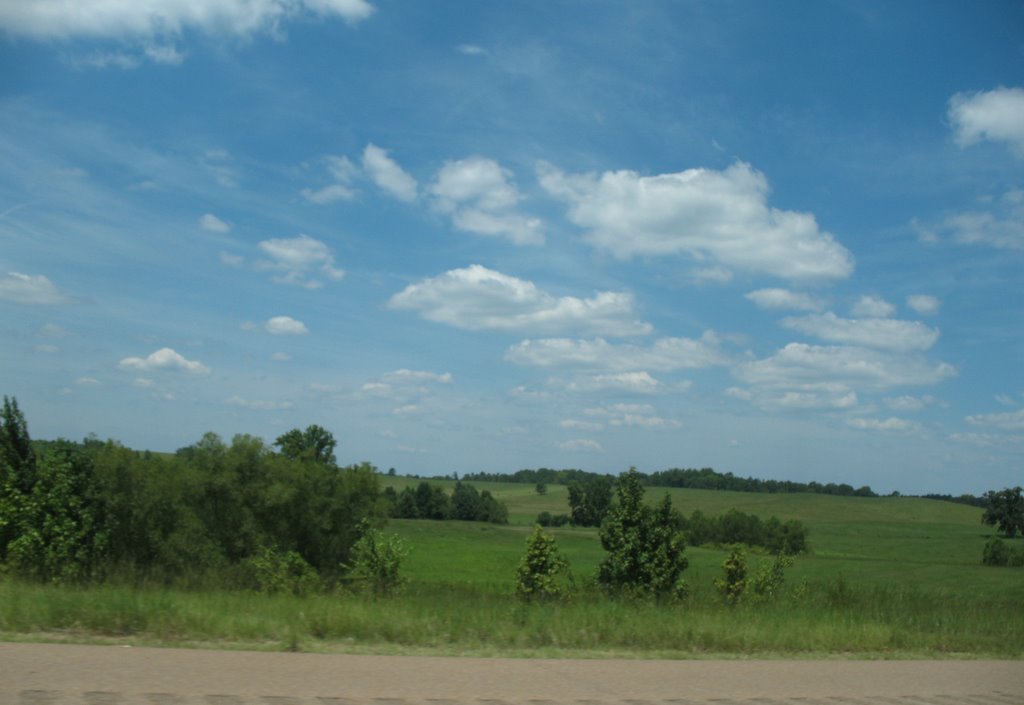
[256,234,344,288]
[780,312,939,352]
[745,288,825,312]
[389,265,651,336]
[430,157,543,245]
[540,161,854,281]
[924,189,1024,250]
[949,86,1024,158]
[119,347,209,374]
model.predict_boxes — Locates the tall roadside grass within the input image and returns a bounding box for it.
[2,578,1021,658]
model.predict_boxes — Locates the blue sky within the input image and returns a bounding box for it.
[1,1,1022,494]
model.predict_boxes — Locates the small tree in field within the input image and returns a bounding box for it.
[515,525,570,601]
[597,467,688,599]
[715,546,748,605]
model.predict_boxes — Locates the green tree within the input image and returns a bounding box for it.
[567,476,613,527]
[982,487,1024,538]
[1,396,36,493]
[515,525,570,601]
[597,468,688,599]
[274,425,337,465]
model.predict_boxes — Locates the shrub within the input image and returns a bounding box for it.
[536,511,570,527]
[982,537,1009,566]
[749,552,793,601]
[349,525,408,596]
[515,525,570,601]
[241,547,319,595]
[714,546,748,605]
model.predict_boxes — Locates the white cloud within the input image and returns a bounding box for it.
[505,332,727,371]
[144,43,184,64]
[360,369,453,401]
[994,393,1018,407]
[381,369,453,385]
[884,395,938,411]
[363,144,417,202]
[948,86,1024,157]
[75,376,100,386]
[781,312,939,352]
[560,419,604,431]
[220,251,245,267]
[539,160,854,281]
[457,44,486,56]
[554,371,663,394]
[199,213,230,232]
[934,189,1024,250]
[735,343,956,391]
[847,417,920,433]
[906,295,940,316]
[726,384,858,412]
[265,316,309,335]
[745,288,826,312]
[0,0,375,40]
[226,395,293,410]
[690,266,733,284]
[119,347,210,374]
[949,432,1023,447]
[557,439,604,453]
[430,157,543,245]
[270,352,292,362]
[0,272,67,304]
[38,323,69,338]
[966,407,1024,431]
[583,403,680,428]
[302,155,358,203]
[388,264,651,336]
[850,295,895,318]
[257,234,344,288]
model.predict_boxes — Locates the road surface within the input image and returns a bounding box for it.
[1,643,1022,705]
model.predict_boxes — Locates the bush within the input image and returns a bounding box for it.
[349,525,408,596]
[536,511,570,527]
[515,525,570,601]
[714,546,747,605]
[749,552,793,601]
[982,537,1009,566]
[240,547,319,595]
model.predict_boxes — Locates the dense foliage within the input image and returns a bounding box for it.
[464,466,877,498]
[0,397,387,585]
[679,508,809,554]
[566,475,613,527]
[515,525,570,601]
[385,480,508,524]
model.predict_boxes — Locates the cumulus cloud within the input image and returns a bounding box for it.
[539,160,854,281]
[226,395,293,410]
[199,213,230,232]
[906,295,940,316]
[265,316,309,335]
[560,419,604,431]
[734,343,956,391]
[966,407,1024,431]
[557,439,604,453]
[388,264,651,336]
[927,189,1024,250]
[745,288,825,312]
[256,234,344,288]
[553,371,663,395]
[850,295,895,318]
[301,155,358,203]
[363,144,417,202]
[359,369,453,402]
[726,384,858,412]
[505,332,727,371]
[948,86,1024,157]
[584,403,681,428]
[884,395,939,411]
[781,312,939,352]
[430,157,543,245]
[0,0,376,40]
[0,272,67,304]
[119,347,210,374]
[847,417,920,433]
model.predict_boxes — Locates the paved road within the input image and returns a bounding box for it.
[1,643,1022,705]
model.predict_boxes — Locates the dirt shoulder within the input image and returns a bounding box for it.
[1,642,1023,704]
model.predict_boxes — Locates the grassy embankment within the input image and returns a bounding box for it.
[2,477,1022,657]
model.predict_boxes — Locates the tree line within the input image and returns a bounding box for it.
[384,481,508,524]
[0,397,385,586]
[464,466,879,498]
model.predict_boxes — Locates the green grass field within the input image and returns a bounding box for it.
[2,477,1022,658]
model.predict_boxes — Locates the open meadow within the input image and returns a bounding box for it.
[2,475,1022,658]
